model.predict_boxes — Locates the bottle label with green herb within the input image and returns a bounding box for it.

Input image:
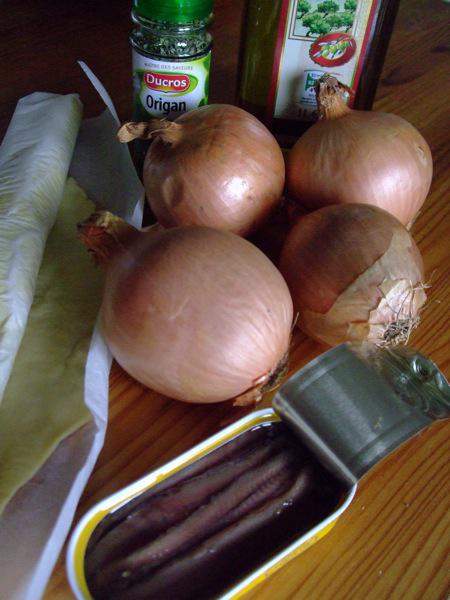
[132,51,211,121]
[270,0,379,121]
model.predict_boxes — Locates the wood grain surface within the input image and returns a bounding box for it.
[0,0,449,599]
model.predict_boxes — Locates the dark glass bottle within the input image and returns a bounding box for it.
[238,0,400,147]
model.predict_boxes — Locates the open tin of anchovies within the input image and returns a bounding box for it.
[67,343,450,600]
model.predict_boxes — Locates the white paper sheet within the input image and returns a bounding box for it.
[0,92,82,404]
[0,66,144,600]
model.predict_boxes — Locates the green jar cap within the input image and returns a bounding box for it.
[133,0,213,23]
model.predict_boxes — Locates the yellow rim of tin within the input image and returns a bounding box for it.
[66,408,356,599]
[67,409,280,599]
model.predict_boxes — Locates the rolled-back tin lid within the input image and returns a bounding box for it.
[273,343,450,488]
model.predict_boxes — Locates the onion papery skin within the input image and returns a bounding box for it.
[97,222,293,403]
[279,204,427,347]
[138,104,285,236]
[287,101,432,227]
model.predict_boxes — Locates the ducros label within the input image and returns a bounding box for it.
[144,72,191,93]
[272,0,379,122]
[132,52,210,121]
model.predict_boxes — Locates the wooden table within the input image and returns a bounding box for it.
[1,0,449,598]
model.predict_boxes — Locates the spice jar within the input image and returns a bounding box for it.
[129,0,213,218]
[130,0,213,122]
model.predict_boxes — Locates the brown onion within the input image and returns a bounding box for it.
[279,204,427,347]
[118,104,285,236]
[287,76,433,227]
[79,213,293,404]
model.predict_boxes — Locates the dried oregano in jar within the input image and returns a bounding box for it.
[130,0,213,121]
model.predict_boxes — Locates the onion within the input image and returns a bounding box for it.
[118,104,285,236]
[278,204,427,347]
[287,76,433,227]
[79,213,293,404]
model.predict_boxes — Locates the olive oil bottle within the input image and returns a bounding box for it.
[238,0,400,146]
